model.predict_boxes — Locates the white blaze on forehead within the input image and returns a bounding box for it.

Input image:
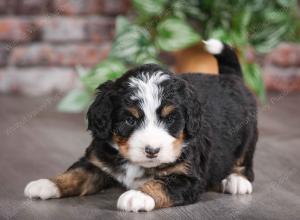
[129,71,169,125]
[127,71,179,167]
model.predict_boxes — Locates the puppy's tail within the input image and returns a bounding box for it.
[203,39,243,78]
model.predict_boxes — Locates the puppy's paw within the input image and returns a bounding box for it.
[222,173,252,195]
[24,179,60,200]
[117,190,155,212]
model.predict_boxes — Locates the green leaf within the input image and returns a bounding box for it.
[156,18,201,51]
[80,59,126,91]
[276,0,298,8]
[110,25,157,65]
[253,25,287,53]
[135,50,160,65]
[57,89,92,113]
[133,0,167,16]
[171,0,204,19]
[234,9,251,37]
[115,16,131,36]
[242,62,266,103]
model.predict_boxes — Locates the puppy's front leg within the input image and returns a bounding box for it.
[24,158,114,200]
[117,174,205,212]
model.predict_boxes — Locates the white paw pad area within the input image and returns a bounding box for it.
[221,173,253,195]
[117,189,155,212]
[24,179,60,200]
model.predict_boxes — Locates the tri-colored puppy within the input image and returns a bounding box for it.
[24,39,257,212]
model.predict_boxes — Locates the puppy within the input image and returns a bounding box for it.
[24,39,257,212]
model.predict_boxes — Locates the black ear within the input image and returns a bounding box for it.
[184,87,202,138]
[166,76,203,138]
[176,79,202,138]
[87,81,114,140]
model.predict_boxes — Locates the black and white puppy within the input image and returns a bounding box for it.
[24,39,258,212]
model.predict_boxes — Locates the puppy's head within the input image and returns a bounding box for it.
[87,64,201,168]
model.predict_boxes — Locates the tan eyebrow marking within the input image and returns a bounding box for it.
[161,105,175,117]
[127,107,140,118]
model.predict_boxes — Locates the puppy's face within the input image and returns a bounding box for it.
[111,72,186,167]
[88,65,200,168]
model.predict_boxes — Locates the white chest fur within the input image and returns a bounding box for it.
[114,164,147,189]
[89,158,149,189]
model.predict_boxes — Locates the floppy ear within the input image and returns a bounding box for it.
[169,77,203,138]
[183,84,203,138]
[87,81,114,140]
[166,76,203,138]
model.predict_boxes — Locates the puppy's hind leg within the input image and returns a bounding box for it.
[222,127,258,195]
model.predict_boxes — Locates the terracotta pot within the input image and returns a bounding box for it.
[172,42,218,75]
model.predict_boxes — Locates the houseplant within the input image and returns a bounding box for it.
[58,0,300,112]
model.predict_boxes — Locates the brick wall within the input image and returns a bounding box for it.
[263,43,300,92]
[0,0,130,95]
[0,1,299,96]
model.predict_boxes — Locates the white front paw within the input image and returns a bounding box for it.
[117,190,155,212]
[222,173,253,195]
[24,179,60,200]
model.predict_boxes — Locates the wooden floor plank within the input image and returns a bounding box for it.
[0,93,299,220]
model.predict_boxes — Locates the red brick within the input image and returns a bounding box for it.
[15,0,53,14]
[56,43,110,66]
[101,0,130,15]
[10,43,110,67]
[0,0,17,14]
[266,43,300,67]
[35,17,114,43]
[263,64,300,92]
[0,0,7,14]
[53,0,103,15]
[0,67,77,96]
[0,18,40,42]
[36,17,86,42]
[0,45,10,66]
[10,44,55,66]
[85,17,115,42]
[53,0,130,15]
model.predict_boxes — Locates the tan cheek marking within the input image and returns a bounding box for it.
[127,107,140,118]
[112,133,129,158]
[139,180,172,208]
[161,105,175,117]
[172,131,185,157]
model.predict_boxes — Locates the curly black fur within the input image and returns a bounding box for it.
[82,41,258,206]
[27,40,258,210]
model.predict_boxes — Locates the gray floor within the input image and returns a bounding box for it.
[0,93,299,220]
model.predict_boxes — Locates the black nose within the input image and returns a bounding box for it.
[145,146,160,158]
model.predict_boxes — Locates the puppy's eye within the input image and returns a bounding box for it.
[166,114,176,124]
[125,116,136,126]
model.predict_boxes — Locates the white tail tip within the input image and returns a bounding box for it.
[203,39,224,55]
